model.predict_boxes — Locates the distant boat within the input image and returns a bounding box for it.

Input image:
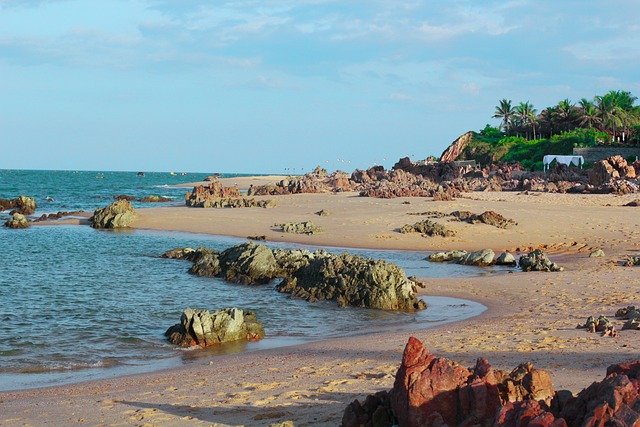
[137,172,145,177]
[170,172,176,176]
[180,172,187,176]
[46,196,54,202]
[96,173,104,179]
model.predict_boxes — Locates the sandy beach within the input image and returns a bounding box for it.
[3,183,640,426]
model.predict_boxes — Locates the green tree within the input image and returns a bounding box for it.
[578,98,600,129]
[514,101,538,140]
[493,99,514,133]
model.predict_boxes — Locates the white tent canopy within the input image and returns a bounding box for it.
[543,155,584,171]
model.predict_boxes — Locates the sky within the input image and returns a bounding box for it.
[1,1,639,174]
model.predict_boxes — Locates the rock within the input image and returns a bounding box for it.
[589,249,605,258]
[389,337,555,427]
[439,131,475,162]
[495,252,517,266]
[589,155,636,187]
[399,220,455,237]
[623,256,640,266]
[186,182,275,208]
[519,249,563,272]
[450,210,517,229]
[559,362,640,426]
[15,196,37,215]
[139,195,172,202]
[342,390,393,427]
[428,250,468,263]
[165,307,265,347]
[4,213,29,229]
[247,235,266,241]
[315,209,331,216]
[113,194,136,201]
[161,247,198,261]
[279,221,322,235]
[188,249,222,277]
[273,248,323,277]
[218,242,281,285]
[277,252,426,312]
[459,248,495,266]
[90,199,136,229]
[32,210,85,222]
[624,199,640,206]
[578,315,612,333]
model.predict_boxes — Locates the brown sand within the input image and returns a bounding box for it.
[3,187,640,426]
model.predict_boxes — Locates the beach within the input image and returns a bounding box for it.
[3,180,640,426]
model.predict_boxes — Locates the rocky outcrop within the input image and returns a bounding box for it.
[343,337,556,427]
[344,337,640,427]
[249,168,357,196]
[0,195,37,215]
[113,194,136,201]
[399,220,455,237]
[439,131,475,162]
[279,221,322,235]
[589,155,637,186]
[90,199,135,229]
[519,249,564,272]
[276,253,426,312]
[165,307,265,347]
[185,182,275,208]
[450,210,517,229]
[4,213,29,229]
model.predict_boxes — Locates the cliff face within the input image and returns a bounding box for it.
[440,131,475,162]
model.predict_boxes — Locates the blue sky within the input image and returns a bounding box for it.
[1,0,638,173]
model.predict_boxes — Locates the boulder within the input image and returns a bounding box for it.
[90,199,136,229]
[165,307,265,347]
[459,248,495,266]
[218,242,281,285]
[495,252,517,266]
[589,249,605,258]
[519,249,563,272]
[439,131,475,162]
[277,252,426,312]
[428,250,468,263]
[15,196,37,215]
[161,247,198,261]
[4,213,29,229]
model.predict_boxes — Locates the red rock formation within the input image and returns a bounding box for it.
[440,131,475,162]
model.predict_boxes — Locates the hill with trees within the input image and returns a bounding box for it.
[442,90,640,170]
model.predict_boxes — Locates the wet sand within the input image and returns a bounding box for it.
[3,187,640,426]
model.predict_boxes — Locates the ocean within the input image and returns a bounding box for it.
[0,169,498,391]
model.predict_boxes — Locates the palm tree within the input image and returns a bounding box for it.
[596,92,624,142]
[493,99,514,134]
[578,98,599,129]
[555,98,576,132]
[514,101,538,139]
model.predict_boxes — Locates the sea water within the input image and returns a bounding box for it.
[0,169,502,391]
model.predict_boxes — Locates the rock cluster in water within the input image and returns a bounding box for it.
[165,307,265,347]
[4,213,29,229]
[342,336,640,427]
[162,242,425,312]
[90,199,136,229]
[185,181,276,208]
[0,195,37,215]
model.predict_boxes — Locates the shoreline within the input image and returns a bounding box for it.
[3,189,640,426]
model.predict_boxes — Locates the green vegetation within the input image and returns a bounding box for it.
[453,90,639,170]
